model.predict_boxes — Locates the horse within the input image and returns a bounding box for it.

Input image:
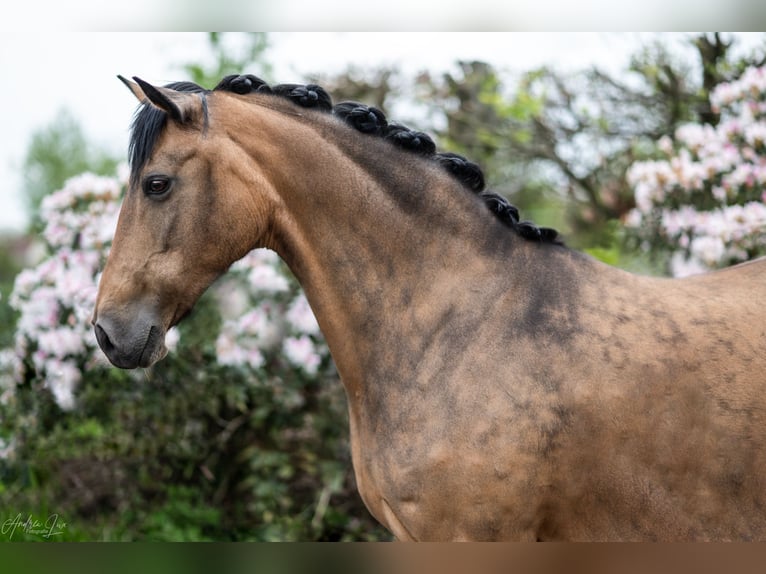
[93,74,766,541]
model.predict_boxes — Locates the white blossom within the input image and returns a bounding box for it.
[627,65,766,276]
[0,437,15,460]
[669,252,709,278]
[247,264,290,293]
[690,235,726,266]
[165,328,180,352]
[283,336,322,376]
[285,294,320,336]
[216,328,265,370]
[45,359,81,411]
[7,173,129,409]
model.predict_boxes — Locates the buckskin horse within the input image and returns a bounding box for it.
[92,74,766,541]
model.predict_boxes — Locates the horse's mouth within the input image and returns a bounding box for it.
[139,325,168,368]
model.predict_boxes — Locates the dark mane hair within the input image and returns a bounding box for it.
[128,75,562,245]
[127,81,209,188]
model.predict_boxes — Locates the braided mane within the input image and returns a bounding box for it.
[130,75,562,245]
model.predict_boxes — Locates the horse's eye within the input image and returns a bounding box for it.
[143,176,172,198]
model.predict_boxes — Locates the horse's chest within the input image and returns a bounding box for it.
[347,402,548,540]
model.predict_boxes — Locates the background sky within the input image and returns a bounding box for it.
[1,32,763,232]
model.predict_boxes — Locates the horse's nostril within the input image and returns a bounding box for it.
[94,322,114,353]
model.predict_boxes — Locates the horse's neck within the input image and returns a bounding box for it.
[244,112,524,394]
[224,98,536,393]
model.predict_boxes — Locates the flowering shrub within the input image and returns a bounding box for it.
[214,250,327,378]
[9,172,123,410]
[626,66,766,277]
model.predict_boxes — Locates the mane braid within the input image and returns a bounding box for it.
[385,123,437,155]
[128,74,561,245]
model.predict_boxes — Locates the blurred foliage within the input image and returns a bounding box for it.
[311,66,397,111]
[182,33,273,88]
[22,109,119,231]
[0,236,23,349]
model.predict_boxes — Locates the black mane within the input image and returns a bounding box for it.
[127,81,208,188]
[127,75,562,245]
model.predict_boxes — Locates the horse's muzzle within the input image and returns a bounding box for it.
[93,309,168,369]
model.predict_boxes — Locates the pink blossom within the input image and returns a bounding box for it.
[628,65,766,277]
[659,206,699,237]
[0,349,20,407]
[744,121,766,149]
[216,330,265,370]
[676,124,716,153]
[286,294,320,336]
[247,264,290,293]
[45,358,81,411]
[240,305,283,349]
[8,172,137,401]
[690,236,726,266]
[657,135,674,155]
[283,336,321,376]
[670,252,708,278]
[37,327,87,359]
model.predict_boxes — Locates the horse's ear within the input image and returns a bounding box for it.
[117,75,146,102]
[119,75,203,126]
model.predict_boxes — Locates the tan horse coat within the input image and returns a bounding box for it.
[93,77,766,540]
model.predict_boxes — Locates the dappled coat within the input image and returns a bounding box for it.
[93,74,766,541]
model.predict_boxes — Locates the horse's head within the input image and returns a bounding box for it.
[92,77,277,368]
